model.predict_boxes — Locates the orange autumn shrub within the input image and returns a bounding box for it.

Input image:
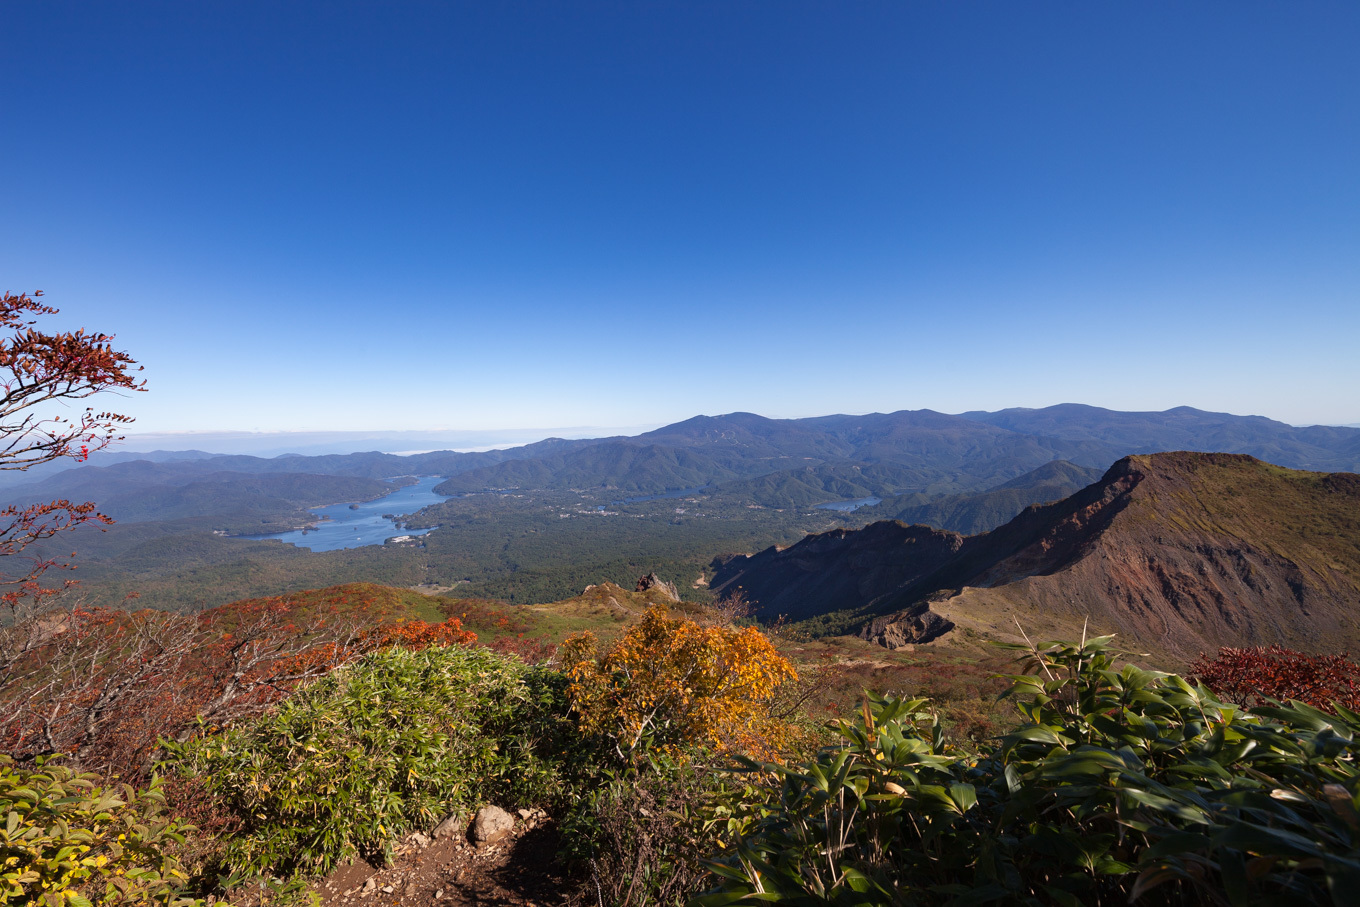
[561,605,797,761]
[365,615,477,651]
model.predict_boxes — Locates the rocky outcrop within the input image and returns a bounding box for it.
[635,572,680,602]
[710,521,965,622]
[859,605,954,647]
[432,813,465,840]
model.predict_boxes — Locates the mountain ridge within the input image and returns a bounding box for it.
[16,406,1360,511]
[11,407,1360,616]
[434,405,1360,504]
[851,459,1106,535]
[712,452,1360,665]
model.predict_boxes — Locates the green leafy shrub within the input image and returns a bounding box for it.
[558,750,743,907]
[166,643,562,887]
[702,636,1360,905]
[551,610,809,906]
[0,755,200,906]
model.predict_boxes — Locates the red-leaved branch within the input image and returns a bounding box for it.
[0,290,144,611]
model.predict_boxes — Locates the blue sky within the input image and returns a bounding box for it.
[3,1,1357,434]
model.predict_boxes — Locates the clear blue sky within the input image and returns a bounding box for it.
[3,1,1357,434]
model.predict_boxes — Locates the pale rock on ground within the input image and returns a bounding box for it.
[315,807,568,906]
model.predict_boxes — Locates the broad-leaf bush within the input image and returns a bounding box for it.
[0,756,200,906]
[166,643,560,887]
[702,636,1360,905]
[561,605,798,761]
[556,607,802,906]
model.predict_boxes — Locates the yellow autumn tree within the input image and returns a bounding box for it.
[561,605,797,762]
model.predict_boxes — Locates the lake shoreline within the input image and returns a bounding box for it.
[240,475,451,551]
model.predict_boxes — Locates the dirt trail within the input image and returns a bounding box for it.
[314,812,578,907]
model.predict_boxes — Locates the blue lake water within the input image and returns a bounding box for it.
[815,496,882,512]
[245,475,449,551]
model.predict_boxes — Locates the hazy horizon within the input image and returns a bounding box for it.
[116,425,660,457]
[114,404,1360,459]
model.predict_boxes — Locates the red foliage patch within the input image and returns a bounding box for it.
[483,633,557,665]
[1189,645,1360,710]
[1,591,477,782]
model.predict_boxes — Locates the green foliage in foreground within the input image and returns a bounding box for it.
[558,750,736,907]
[702,637,1360,906]
[155,629,1360,906]
[166,645,566,887]
[0,756,200,907]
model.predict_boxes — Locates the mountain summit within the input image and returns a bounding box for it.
[712,452,1360,664]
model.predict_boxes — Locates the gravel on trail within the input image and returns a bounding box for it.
[316,809,580,907]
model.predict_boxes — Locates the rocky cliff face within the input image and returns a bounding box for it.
[710,520,965,626]
[921,453,1360,663]
[634,572,680,602]
[715,453,1360,665]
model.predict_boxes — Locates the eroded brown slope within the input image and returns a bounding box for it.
[918,453,1360,663]
[720,453,1360,665]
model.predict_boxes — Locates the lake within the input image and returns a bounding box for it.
[245,475,449,551]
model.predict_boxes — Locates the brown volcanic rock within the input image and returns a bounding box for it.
[710,520,965,625]
[861,604,957,647]
[720,452,1360,665]
[918,453,1360,663]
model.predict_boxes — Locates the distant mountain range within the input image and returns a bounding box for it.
[4,405,1358,620]
[434,405,1360,506]
[8,404,1360,536]
[712,452,1360,665]
[0,441,585,528]
[852,460,1106,535]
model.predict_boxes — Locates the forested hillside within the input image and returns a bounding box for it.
[18,406,1360,611]
[852,460,1105,535]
